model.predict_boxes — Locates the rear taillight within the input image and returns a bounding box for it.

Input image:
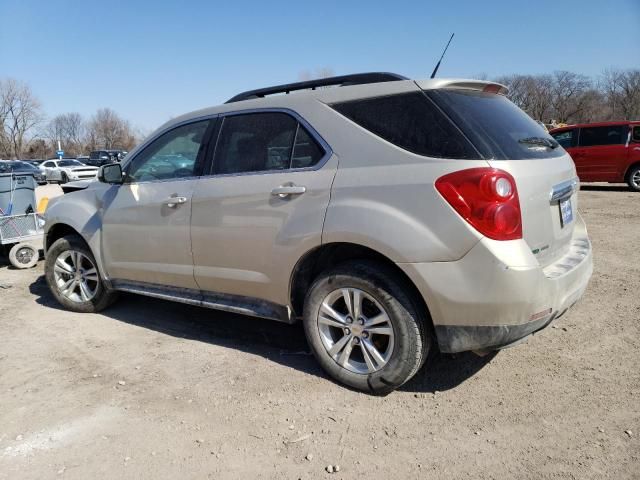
[435,168,522,241]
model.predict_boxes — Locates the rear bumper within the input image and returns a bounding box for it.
[398,214,593,353]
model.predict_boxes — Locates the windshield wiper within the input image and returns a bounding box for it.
[518,137,559,149]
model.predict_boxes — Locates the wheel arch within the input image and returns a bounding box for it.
[289,242,432,326]
[45,223,83,253]
[624,161,640,183]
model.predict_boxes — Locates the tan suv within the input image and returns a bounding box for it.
[43,73,593,393]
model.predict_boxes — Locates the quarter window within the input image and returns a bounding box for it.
[291,125,324,169]
[126,120,210,182]
[331,92,479,159]
[632,127,640,143]
[579,126,626,147]
[213,112,325,174]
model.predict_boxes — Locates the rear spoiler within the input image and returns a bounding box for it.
[415,78,509,95]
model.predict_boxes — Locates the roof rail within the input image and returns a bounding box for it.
[225,72,408,103]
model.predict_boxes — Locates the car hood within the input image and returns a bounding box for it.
[60,179,96,193]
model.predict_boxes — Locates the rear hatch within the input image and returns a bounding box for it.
[423,84,578,267]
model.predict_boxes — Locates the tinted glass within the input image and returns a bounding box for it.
[551,130,576,149]
[14,162,37,171]
[428,89,563,160]
[291,126,324,168]
[332,92,478,159]
[579,126,626,147]
[214,113,298,174]
[633,127,640,143]
[127,120,209,182]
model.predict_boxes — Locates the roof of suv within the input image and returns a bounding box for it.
[166,73,508,130]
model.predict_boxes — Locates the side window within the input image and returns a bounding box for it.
[43,161,54,168]
[126,120,210,182]
[579,126,626,147]
[213,112,325,174]
[291,126,324,169]
[331,92,478,159]
[632,127,640,143]
[551,130,576,149]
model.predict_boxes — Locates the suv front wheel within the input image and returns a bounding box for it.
[303,261,430,394]
[45,235,118,313]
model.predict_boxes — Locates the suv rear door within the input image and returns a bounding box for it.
[190,111,336,307]
[572,124,628,182]
[101,120,212,289]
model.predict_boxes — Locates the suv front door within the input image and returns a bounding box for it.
[101,120,212,289]
[190,111,336,307]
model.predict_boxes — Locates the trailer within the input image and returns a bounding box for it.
[0,172,44,269]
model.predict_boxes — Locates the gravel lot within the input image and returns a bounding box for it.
[0,184,638,479]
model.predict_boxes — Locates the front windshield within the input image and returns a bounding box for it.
[59,160,84,167]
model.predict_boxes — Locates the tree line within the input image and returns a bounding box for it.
[493,68,640,125]
[0,78,139,160]
[2,68,639,160]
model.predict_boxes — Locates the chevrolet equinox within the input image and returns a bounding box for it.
[43,73,593,393]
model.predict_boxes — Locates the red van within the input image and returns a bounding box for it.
[550,121,640,191]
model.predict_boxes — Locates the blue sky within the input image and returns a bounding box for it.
[1,0,638,132]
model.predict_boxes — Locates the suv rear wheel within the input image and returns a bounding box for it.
[303,261,430,394]
[626,164,640,192]
[45,235,118,313]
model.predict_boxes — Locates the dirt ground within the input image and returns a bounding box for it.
[0,184,638,479]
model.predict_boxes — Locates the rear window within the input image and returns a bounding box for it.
[331,92,479,159]
[427,89,564,160]
[579,126,626,147]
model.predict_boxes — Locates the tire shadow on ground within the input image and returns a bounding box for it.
[29,274,496,394]
[580,184,632,192]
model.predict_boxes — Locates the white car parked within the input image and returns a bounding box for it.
[39,159,98,183]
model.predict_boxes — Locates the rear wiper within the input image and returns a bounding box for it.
[518,137,560,149]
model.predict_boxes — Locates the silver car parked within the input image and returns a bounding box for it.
[43,73,593,393]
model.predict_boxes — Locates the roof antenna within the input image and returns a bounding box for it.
[430,33,455,79]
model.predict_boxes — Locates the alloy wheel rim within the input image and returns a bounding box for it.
[632,170,640,188]
[317,288,395,374]
[53,250,99,303]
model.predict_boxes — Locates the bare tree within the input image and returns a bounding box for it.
[298,67,336,81]
[46,113,86,156]
[606,69,640,120]
[550,71,592,123]
[87,108,136,151]
[0,78,43,159]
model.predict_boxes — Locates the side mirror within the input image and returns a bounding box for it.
[98,163,123,184]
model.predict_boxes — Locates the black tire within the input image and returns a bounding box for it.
[45,234,118,313]
[60,172,68,184]
[626,165,640,192]
[8,242,39,269]
[303,260,430,394]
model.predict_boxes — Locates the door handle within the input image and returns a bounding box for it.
[163,195,188,208]
[271,185,306,198]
